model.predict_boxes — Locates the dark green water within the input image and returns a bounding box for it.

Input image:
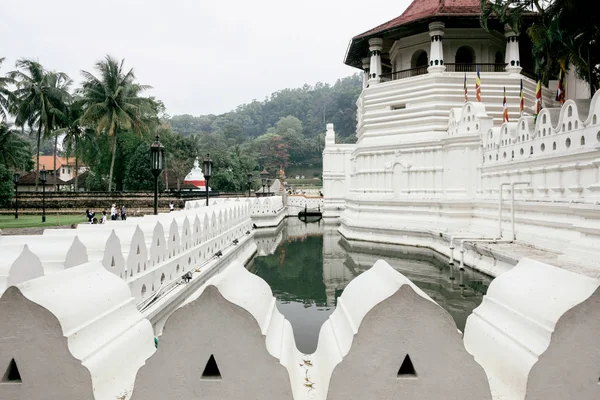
[247,218,492,354]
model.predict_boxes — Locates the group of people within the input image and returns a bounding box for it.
[86,204,127,224]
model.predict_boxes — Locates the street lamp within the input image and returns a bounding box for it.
[202,153,213,207]
[247,172,253,197]
[13,173,19,219]
[260,168,269,194]
[150,135,166,215]
[40,168,47,223]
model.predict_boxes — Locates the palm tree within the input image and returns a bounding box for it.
[0,122,32,170]
[46,72,72,190]
[59,98,88,191]
[0,57,14,121]
[9,60,71,190]
[79,56,157,191]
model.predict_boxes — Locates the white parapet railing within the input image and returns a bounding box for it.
[1,204,600,399]
[186,196,286,228]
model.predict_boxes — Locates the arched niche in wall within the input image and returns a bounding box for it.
[411,49,429,69]
[455,46,476,65]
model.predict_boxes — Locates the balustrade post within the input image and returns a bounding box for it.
[368,38,383,85]
[428,21,446,73]
[505,26,522,73]
[362,57,370,89]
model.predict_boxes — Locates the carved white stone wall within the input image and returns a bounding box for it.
[464,258,600,400]
[322,123,353,217]
[332,88,600,274]
[0,236,87,274]
[316,260,491,400]
[131,262,296,400]
[0,245,43,296]
[0,262,155,400]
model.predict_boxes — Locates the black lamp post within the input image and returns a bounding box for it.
[13,173,19,219]
[150,135,166,215]
[202,153,213,207]
[40,168,47,223]
[260,168,269,194]
[247,172,253,197]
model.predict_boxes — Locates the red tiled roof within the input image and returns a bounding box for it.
[355,0,482,39]
[33,155,84,171]
[16,171,67,185]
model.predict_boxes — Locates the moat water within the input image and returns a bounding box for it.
[246,218,492,354]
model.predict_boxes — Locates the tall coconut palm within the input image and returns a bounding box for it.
[0,122,32,170]
[9,59,71,190]
[46,72,72,190]
[0,57,14,121]
[59,98,88,191]
[79,56,157,191]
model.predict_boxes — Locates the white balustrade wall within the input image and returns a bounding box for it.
[186,196,286,228]
[2,255,597,399]
[325,90,600,276]
[0,202,254,306]
[323,123,353,218]
[286,194,324,213]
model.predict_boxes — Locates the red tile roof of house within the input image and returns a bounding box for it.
[17,171,67,186]
[355,0,482,39]
[33,155,83,171]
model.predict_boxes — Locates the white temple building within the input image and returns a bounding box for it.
[183,157,211,191]
[323,0,600,275]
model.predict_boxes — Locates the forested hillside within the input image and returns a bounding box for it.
[167,74,362,173]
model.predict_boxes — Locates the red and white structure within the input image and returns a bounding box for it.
[183,158,211,191]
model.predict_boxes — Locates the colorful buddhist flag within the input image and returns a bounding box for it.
[475,66,481,102]
[555,69,565,104]
[503,87,509,123]
[464,73,468,102]
[535,74,543,115]
[519,79,524,116]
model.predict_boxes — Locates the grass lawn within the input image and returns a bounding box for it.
[0,214,86,229]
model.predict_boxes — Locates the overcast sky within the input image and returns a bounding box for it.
[1,0,411,117]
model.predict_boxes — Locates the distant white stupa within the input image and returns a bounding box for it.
[183,158,211,191]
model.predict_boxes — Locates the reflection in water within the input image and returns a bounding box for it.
[247,218,492,354]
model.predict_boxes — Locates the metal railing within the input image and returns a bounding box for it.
[445,63,506,73]
[376,63,536,83]
[380,66,428,82]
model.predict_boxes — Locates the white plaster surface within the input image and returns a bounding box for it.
[131,262,296,400]
[0,261,154,400]
[0,244,43,296]
[464,258,600,400]
[316,260,492,400]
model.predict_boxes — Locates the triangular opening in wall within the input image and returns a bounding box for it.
[136,245,140,255]
[110,256,115,267]
[201,354,222,380]
[397,354,417,378]
[2,358,22,383]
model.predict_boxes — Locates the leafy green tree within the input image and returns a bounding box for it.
[124,142,161,191]
[85,170,109,191]
[480,0,600,89]
[159,127,199,190]
[250,132,290,171]
[166,74,362,172]
[10,60,71,191]
[79,55,157,191]
[0,163,14,207]
[0,122,33,170]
